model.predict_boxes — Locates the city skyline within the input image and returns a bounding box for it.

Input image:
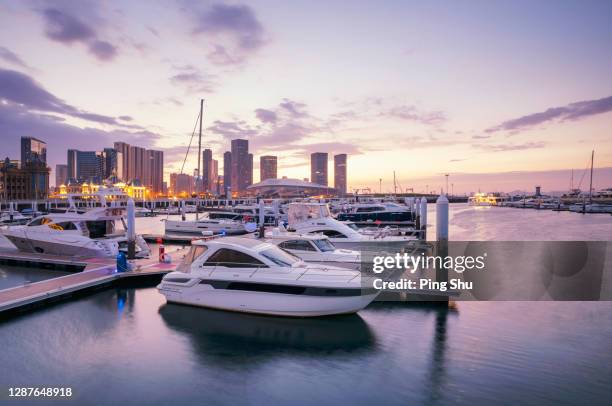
[0,1,611,193]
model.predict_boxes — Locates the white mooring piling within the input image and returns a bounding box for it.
[420,197,428,240]
[258,199,266,238]
[127,198,136,259]
[272,199,280,226]
[435,194,449,298]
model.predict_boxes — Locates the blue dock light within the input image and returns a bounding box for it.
[116,251,128,273]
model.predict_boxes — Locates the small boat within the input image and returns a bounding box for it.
[287,203,418,250]
[264,227,362,271]
[157,237,379,317]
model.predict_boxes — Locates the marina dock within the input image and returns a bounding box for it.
[0,246,189,316]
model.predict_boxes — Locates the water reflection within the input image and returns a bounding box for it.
[159,304,377,364]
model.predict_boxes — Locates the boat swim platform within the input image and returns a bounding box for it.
[0,246,189,317]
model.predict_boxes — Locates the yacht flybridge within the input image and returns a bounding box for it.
[287,203,418,250]
[1,206,150,258]
[157,237,379,317]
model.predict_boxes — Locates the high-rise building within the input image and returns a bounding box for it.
[21,137,47,168]
[103,148,118,179]
[113,142,130,181]
[230,139,250,194]
[334,154,347,195]
[146,149,164,194]
[207,159,218,194]
[260,155,277,182]
[55,164,68,187]
[202,149,212,192]
[171,173,194,196]
[129,145,146,182]
[248,153,253,186]
[67,150,103,182]
[310,152,328,186]
[223,151,231,195]
[0,157,49,200]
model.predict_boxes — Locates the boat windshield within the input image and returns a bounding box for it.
[346,223,359,231]
[260,248,301,267]
[177,245,208,273]
[312,238,335,252]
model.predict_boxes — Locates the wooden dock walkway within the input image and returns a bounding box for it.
[0,247,189,315]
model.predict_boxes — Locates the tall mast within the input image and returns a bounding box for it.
[589,149,594,204]
[197,99,203,195]
[393,171,397,195]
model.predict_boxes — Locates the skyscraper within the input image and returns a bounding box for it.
[103,148,118,179]
[67,150,104,182]
[202,148,212,191]
[146,149,164,194]
[208,159,218,194]
[129,145,146,182]
[113,142,130,181]
[248,153,253,186]
[21,137,47,168]
[334,154,347,195]
[55,164,68,187]
[310,152,328,186]
[260,156,277,181]
[223,151,232,196]
[230,139,249,194]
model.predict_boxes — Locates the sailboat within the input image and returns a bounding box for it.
[568,150,612,213]
[164,100,249,235]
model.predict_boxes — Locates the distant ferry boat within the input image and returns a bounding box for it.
[468,193,507,206]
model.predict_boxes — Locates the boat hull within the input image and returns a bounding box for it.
[3,234,117,257]
[158,285,378,317]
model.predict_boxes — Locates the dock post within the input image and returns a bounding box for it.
[127,198,136,260]
[258,199,266,238]
[415,198,421,231]
[435,194,449,301]
[181,200,186,221]
[272,199,280,226]
[420,197,428,240]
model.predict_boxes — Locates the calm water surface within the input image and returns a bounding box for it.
[0,205,611,405]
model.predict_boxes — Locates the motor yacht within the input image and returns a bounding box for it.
[164,216,251,235]
[335,202,413,223]
[287,203,418,250]
[0,210,29,225]
[264,227,362,271]
[569,203,612,214]
[157,237,379,317]
[1,206,150,258]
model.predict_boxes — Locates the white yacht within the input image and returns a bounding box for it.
[264,227,362,271]
[335,202,413,223]
[287,203,418,250]
[569,203,612,214]
[164,216,250,235]
[1,206,150,258]
[157,237,379,317]
[0,210,29,225]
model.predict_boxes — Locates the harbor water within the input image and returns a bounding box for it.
[1,204,611,405]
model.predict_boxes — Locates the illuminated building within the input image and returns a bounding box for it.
[260,156,277,181]
[310,152,328,186]
[333,154,347,196]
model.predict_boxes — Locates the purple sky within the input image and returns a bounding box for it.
[0,0,611,193]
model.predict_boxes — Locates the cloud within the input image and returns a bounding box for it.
[192,3,266,66]
[0,102,160,172]
[472,134,491,139]
[486,95,612,133]
[474,141,546,152]
[0,68,136,128]
[208,120,260,139]
[449,158,466,162]
[0,46,30,69]
[279,99,308,117]
[169,65,216,93]
[40,7,117,61]
[255,108,277,124]
[387,105,447,125]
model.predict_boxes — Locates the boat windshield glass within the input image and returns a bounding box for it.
[346,223,359,231]
[177,245,208,273]
[312,238,335,252]
[260,248,301,267]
